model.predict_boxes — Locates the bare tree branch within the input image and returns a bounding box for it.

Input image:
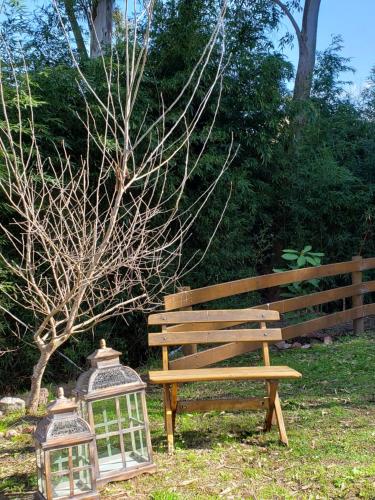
[271,0,302,45]
[0,0,232,413]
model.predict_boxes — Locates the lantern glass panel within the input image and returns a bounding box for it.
[92,398,119,435]
[79,400,88,422]
[123,429,149,467]
[73,468,93,494]
[120,392,144,428]
[96,435,123,473]
[36,447,42,468]
[50,448,69,473]
[72,444,90,468]
[37,467,46,496]
[51,473,70,498]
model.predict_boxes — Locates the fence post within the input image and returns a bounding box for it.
[352,255,364,334]
[178,286,197,356]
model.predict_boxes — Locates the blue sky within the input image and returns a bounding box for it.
[277,0,375,95]
[23,0,375,93]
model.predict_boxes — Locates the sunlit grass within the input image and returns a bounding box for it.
[1,334,375,498]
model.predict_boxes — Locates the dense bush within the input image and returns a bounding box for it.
[0,0,374,392]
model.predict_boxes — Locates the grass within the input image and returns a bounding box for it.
[1,334,375,499]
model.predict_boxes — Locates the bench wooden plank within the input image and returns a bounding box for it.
[149,328,282,346]
[177,397,269,412]
[148,309,280,325]
[149,366,302,384]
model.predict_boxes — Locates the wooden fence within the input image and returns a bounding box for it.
[163,256,375,370]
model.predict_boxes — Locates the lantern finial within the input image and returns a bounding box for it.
[57,387,65,399]
[100,338,106,349]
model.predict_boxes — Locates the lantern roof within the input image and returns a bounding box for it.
[87,338,122,367]
[34,388,93,446]
[74,340,144,399]
[46,387,77,414]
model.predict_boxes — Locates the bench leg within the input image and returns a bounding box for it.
[274,393,288,446]
[171,383,178,433]
[264,380,278,432]
[164,384,175,454]
[266,381,277,426]
[264,381,288,446]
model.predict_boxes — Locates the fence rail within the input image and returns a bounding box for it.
[163,255,375,370]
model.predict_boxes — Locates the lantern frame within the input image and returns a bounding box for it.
[74,340,156,486]
[34,388,99,500]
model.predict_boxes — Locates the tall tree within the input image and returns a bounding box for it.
[90,0,113,57]
[62,0,89,60]
[272,0,321,101]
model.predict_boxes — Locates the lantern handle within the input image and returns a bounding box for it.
[100,338,107,349]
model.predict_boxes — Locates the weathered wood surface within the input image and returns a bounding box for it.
[164,259,364,310]
[169,303,375,370]
[149,328,282,346]
[177,286,197,356]
[149,366,302,384]
[165,281,375,334]
[352,256,364,334]
[148,309,279,325]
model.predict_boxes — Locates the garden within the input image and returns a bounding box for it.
[1,335,375,498]
[1,0,375,498]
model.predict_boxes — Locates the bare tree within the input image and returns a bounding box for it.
[272,0,321,100]
[0,0,231,413]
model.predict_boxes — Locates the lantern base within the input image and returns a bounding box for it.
[33,492,100,500]
[97,462,157,487]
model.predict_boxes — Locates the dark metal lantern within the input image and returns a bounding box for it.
[74,339,156,486]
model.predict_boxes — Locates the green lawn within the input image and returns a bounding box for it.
[1,334,375,499]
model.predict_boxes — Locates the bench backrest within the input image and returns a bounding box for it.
[148,309,281,368]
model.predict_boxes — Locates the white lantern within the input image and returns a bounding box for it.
[74,339,156,486]
[34,387,99,500]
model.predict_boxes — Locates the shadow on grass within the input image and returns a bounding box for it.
[151,419,285,452]
[284,398,375,411]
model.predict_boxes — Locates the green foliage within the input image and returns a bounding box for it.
[273,246,325,297]
[280,245,324,267]
[1,0,375,389]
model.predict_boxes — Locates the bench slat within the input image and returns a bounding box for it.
[149,328,282,346]
[177,397,269,412]
[148,309,280,325]
[149,366,302,384]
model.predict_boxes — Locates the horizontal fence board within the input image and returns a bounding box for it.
[361,257,375,271]
[149,328,282,346]
[148,309,279,325]
[164,260,363,310]
[166,281,375,333]
[177,397,269,413]
[169,303,375,370]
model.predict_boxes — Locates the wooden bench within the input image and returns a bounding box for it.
[148,309,302,453]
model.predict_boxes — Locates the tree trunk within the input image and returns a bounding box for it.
[27,348,54,414]
[293,0,321,101]
[90,0,113,58]
[62,0,88,61]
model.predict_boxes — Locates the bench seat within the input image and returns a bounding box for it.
[149,366,302,384]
